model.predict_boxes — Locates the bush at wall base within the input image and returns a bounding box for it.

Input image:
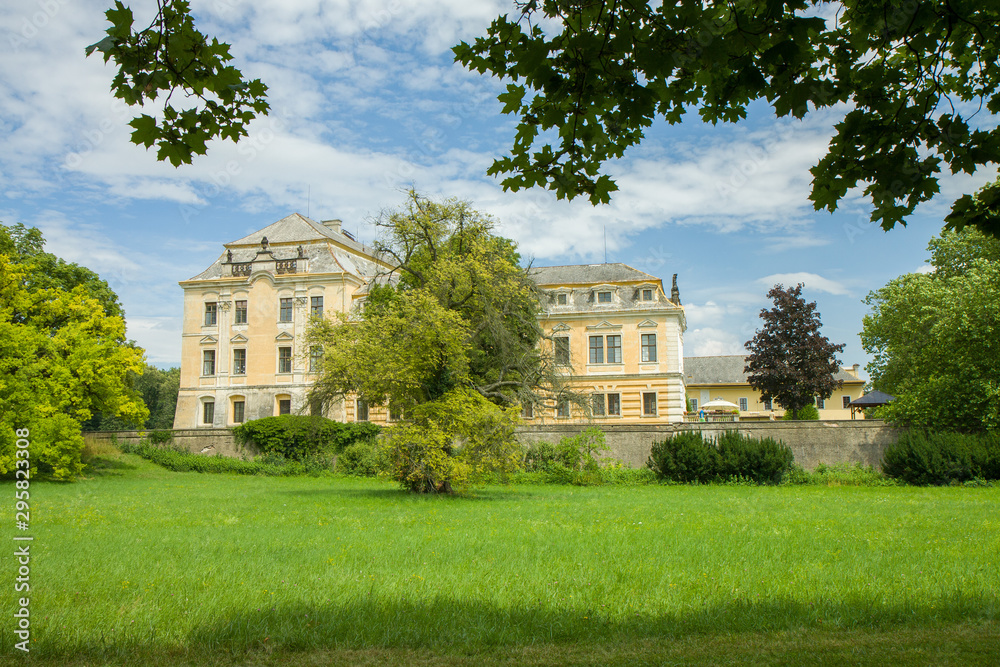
[881,430,1000,485]
[647,431,794,485]
[232,416,380,461]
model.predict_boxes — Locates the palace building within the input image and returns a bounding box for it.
[173,213,689,428]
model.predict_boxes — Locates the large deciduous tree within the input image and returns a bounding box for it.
[0,224,148,480]
[861,227,1000,432]
[744,284,845,419]
[454,1,1000,235]
[306,192,566,492]
[87,0,269,166]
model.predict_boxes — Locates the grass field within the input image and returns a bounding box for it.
[2,448,998,666]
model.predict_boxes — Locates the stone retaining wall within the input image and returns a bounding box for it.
[517,420,903,470]
[86,421,902,471]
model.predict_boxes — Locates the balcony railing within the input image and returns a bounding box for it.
[231,263,252,277]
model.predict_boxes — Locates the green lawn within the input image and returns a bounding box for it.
[2,451,998,665]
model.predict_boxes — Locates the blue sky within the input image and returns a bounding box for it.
[3,0,996,373]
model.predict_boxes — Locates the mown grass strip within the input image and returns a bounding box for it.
[4,451,997,664]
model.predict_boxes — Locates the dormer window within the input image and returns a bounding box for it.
[557,293,568,305]
[597,291,612,303]
[642,288,653,301]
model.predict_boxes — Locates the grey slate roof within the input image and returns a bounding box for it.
[684,355,862,384]
[185,213,383,282]
[225,213,375,257]
[849,390,895,406]
[530,263,660,287]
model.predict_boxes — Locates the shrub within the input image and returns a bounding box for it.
[337,438,388,477]
[233,416,380,461]
[523,441,557,472]
[386,388,522,493]
[647,431,720,483]
[716,431,794,484]
[555,427,609,471]
[882,430,1000,485]
[118,440,335,476]
[782,404,820,420]
[32,414,87,481]
[647,430,794,485]
[147,429,173,445]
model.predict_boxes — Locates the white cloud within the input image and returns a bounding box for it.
[757,272,850,296]
[686,328,746,357]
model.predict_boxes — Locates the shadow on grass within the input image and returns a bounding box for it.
[81,456,139,477]
[32,592,1000,662]
[277,485,530,503]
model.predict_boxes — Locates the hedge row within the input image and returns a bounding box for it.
[232,416,380,460]
[882,430,1000,485]
[116,441,335,476]
[646,431,795,484]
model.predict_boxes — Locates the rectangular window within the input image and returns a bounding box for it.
[232,400,245,423]
[607,393,621,416]
[589,335,604,364]
[591,393,606,417]
[311,296,324,317]
[279,297,293,322]
[642,288,653,301]
[234,300,247,324]
[642,392,657,416]
[521,403,533,419]
[309,346,323,373]
[763,398,772,410]
[554,337,570,365]
[203,401,214,424]
[739,397,748,411]
[557,293,567,305]
[278,399,291,415]
[356,399,369,422]
[597,291,612,303]
[389,405,402,422]
[689,397,698,411]
[641,334,657,362]
[204,302,217,326]
[843,395,851,409]
[556,398,570,418]
[816,397,826,409]
[606,335,621,363]
[233,349,246,375]
[278,346,292,373]
[202,350,216,376]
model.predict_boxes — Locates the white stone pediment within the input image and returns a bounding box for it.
[586,320,622,331]
[230,334,248,344]
[199,336,218,345]
[275,331,294,341]
[637,319,658,328]
[552,322,571,332]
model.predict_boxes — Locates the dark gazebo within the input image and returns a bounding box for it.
[847,390,895,419]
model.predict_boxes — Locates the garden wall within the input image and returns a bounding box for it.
[517,421,903,470]
[83,429,245,457]
[86,421,903,471]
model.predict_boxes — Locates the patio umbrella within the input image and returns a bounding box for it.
[701,398,740,410]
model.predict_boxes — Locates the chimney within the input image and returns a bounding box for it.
[322,219,342,234]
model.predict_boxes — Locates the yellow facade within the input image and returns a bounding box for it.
[527,266,687,424]
[683,356,866,420]
[174,214,389,428]
[176,214,856,428]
